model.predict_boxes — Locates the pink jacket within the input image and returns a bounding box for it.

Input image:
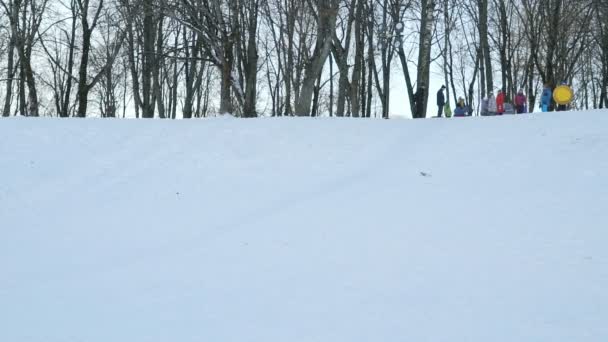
[515,93,527,106]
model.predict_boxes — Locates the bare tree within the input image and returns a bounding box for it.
[75,0,125,117]
[1,0,48,116]
[413,0,436,118]
[294,0,339,116]
[0,0,17,117]
[478,0,494,97]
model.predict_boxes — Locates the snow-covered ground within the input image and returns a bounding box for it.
[1,111,607,342]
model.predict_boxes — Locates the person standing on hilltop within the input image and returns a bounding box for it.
[496,89,506,115]
[554,81,574,112]
[488,92,497,116]
[515,89,527,114]
[437,85,446,118]
[453,97,469,117]
[541,83,553,112]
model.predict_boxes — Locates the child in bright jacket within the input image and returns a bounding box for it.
[515,89,527,114]
[541,84,552,112]
[496,90,506,115]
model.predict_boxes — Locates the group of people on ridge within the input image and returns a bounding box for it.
[435,82,573,117]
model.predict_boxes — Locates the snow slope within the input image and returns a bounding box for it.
[1,111,607,342]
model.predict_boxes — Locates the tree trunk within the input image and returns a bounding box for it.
[2,26,15,117]
[414,0,435,118]
[183,30,197,119]
[141,0,155,118]
[478,0,493,96]
[220,33,234,115]
[243,1,259,118]
[153,18,166,119]
[61,4,78,118]
[21,44,39,117]
[284,5,296,116]
[76,29,92,117]
[18,62,26,116]
[350,0,364,118]
[294,0,338,116]
[126,19,141,118]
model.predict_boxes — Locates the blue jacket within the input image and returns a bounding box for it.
[454,105,467,117]
[541,88,552,105]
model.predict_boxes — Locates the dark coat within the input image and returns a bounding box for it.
[437,89,446,107]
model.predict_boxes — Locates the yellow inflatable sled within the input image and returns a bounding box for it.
[553,85,574,105]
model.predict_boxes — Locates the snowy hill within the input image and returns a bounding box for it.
[1,111,607,342]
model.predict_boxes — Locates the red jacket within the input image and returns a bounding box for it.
[496,92,506,113]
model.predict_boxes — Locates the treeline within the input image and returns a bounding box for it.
[0,0,607,118]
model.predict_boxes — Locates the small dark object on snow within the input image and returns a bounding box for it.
[420,171,432,178]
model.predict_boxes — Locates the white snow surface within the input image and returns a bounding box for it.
[1,111,607,341]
